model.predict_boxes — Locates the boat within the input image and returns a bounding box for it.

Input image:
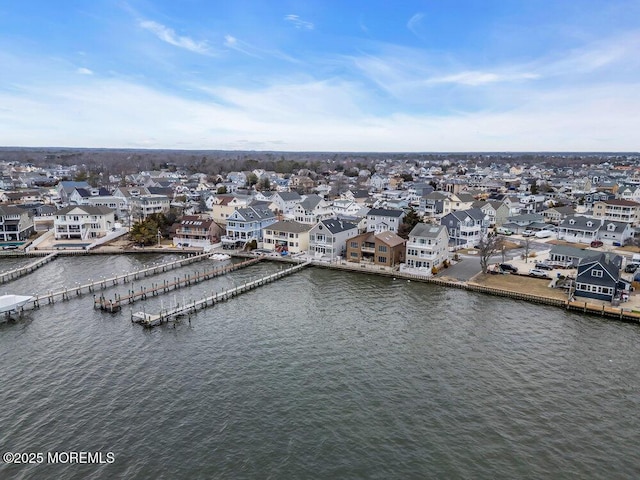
[0,295,33,314]
[210,253,232,261]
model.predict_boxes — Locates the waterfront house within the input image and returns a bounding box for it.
[308,219,359,260]
[172,215,223,249]
[263,220,312,255]
[345,230,405,267]
[0,205,33,242]
[366,208,405,234]
[54,205,115,240]
[547,245,622,268]
[574,253,627,302]
[441,208,489,249]
[269,191,303,217]
[223,206,277,246]
[402,224,450,275]
[207,194,251,225]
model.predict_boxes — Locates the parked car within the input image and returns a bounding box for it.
[496,227,513,236]
[590,240,604,248]
[529,268,550,278]
[499,263,518,273]
[625,264,638,273]
[535,262,553,270]
[2,245,18,250]
[522,230,535,237]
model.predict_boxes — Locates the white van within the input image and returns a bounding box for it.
[496,227,513,236]
[535,229,553,239]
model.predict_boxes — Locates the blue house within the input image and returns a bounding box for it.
[574,253,628,302]
[223,206,277,247]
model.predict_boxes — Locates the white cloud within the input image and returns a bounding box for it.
[139,20,212,55]
[76,67,94,75]
[427,71,540,86]
[284,14,314,30]
[0,75,637,151]
[407,13,424,36]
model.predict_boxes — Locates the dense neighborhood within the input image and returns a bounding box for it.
[2,151,640,307]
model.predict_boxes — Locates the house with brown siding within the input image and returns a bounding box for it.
[345,230,405,267]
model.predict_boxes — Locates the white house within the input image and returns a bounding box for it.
[54,205,115,240]
[402,223,450,276]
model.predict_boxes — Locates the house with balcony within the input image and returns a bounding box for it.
[592,199,640,226]
[0,205,33,243]
[442,193,475,215]
[293,194,333,225]
[54,205,115,240]
[262,220,312,255]
[308,219,359,260]
[345,230,405,267]
[223,206,277,247]
[172,215,223,249]
[129,194,171,222]
[441,208,489,249]
[556,215,600,244]
[366,208,405,234]
[419,191,447,219]
[69,187,112,205]
[402,224,450,275]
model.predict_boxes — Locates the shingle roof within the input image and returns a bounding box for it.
[267,220,312,234]
[409,223,447,238]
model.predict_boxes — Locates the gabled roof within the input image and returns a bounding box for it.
[578,253,620,281]
[598,199,640,206]
[559,215,601,231]
[298,194,323,210]
[234,206,275,221]
[275,192,302,201]
[56,205,114,216]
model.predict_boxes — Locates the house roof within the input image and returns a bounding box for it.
[275,192,302,201]
[409,223,447,238]
[559,215,600,231]
[299,194,322,210]
[56,205,114,216]
[367,207,404,217]
[318,218,358,234]
[599,199,640,206]
[267,220,312,233]
[375,230,406,247]
[578,253,621,280]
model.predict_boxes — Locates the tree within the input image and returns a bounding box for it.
[129,218,160,246]
[397,207,422,239]
[257,177,271,191]
[217,185,228,194]
[245,173,258,187]
[530,182,539,195]
[522,236,533,263]
[478,234,505,274]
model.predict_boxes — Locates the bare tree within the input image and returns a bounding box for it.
[522,236,532,263]
[478,234,506,274]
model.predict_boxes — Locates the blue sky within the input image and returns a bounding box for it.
[1,0,638,152]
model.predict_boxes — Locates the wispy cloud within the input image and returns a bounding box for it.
[427,71,540,86]
[284,14,314,30]
[76,67,94,75]
[139,20,212,55]
[223,35,262,58]
[407,13,424,36]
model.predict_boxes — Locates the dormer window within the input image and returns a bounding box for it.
[569,219,575,225]
[591,269,603,278]
[607,224,615,231]
[586,221,592,227]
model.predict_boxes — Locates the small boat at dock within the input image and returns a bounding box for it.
[0,294,33,314]
[210,253,232,261]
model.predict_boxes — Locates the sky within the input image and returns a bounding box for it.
[0,0,639,152]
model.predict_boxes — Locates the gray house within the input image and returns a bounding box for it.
[308,219,359,260]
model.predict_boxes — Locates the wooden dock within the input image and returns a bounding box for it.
[133,261,311,327]
[22,251,233,310]
[94,257,261,312]
[0,253,58,284]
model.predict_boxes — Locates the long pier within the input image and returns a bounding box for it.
[0,253,58,284]
[94,258,261,312]
[133,261,311,327]
[24,252,232,310]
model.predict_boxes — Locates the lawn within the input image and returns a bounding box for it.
[469,272,569,300]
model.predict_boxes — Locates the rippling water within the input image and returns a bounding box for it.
[0,255,639,479]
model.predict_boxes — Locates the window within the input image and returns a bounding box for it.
[350,252,358,258]
[379,245,387,252]
[591,269,603,277]
[378,256,387,263]
[350,241,358,248]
